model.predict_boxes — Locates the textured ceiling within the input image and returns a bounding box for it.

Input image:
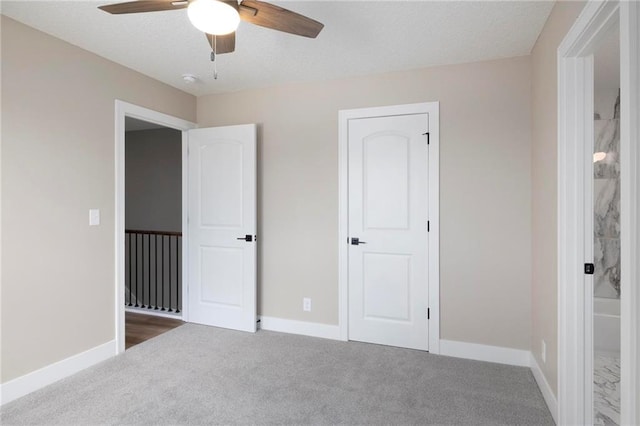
[1,1,555,96]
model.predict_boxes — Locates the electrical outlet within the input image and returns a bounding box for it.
[303,297,311,312]
[541,340,547,364]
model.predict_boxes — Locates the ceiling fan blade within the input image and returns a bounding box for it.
[239,0,323,38]
[205,32,236,54]
[98,0,188,14]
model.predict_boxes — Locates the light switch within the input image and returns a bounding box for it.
[89,209,100,226]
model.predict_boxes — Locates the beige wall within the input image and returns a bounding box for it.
[198,56,533,350]
[125,128,182,233]
[531,1,585,396]
[0,17,196,382]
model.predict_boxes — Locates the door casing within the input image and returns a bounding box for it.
[114,100,196,354]
[337,102,440,354]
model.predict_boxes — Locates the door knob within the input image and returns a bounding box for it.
[350,237,366,245]
[237,235,253,242]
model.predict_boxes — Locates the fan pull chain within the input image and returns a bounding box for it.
[210,34,218,80]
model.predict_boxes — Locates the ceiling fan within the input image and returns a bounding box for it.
[98,0,324,55]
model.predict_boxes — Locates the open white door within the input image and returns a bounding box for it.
[187,124,257,332]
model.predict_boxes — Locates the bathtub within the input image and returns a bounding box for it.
[594,297,620,354]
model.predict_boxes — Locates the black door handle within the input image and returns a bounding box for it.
[350,237,366,245]
[237,235,253,242]
[585,263,595,274]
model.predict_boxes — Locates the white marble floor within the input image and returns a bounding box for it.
[594,352,620,426]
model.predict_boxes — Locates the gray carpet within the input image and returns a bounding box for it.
[1,324,553,425]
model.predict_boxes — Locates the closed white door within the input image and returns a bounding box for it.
[188,124,257,332]
[348,113,429,350]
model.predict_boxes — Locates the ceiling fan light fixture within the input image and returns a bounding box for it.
[187,0,240,36]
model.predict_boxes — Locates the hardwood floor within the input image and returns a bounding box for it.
[125,311,185,349]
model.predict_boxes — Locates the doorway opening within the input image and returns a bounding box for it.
[593,21,621,425]
[115,100,196,354]
[124,116,185,348]
[557,1,640,424]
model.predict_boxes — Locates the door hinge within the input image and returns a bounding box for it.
[427,308,430,320]
[422,132,430,145]
[584,263,595,275]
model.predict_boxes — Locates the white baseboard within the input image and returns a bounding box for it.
[530,353,558,424]
[259,316,341,340]
[0,340,116,406]
[125,306,182,320]
[438,340,556,422]
[439,339,531,367]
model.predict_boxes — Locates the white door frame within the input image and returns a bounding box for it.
[338,102,440,354]
[557,1,640,424]
[114,100,196,354]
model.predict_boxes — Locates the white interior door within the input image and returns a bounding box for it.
[348,113,429,351]
[188,124,257,332]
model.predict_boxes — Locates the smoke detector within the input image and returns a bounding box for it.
[182,74,198,84]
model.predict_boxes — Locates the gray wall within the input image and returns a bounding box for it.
[125,128,182,233]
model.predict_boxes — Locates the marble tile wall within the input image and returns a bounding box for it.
[594,353,621,425]
[594,93,621,299]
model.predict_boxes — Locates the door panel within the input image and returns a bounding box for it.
[200,246,243,307]
[348,114,429,351]
[364,134,410,229]
[199,141,244,227]
[188,124,257,332]
[363,253,411,321]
